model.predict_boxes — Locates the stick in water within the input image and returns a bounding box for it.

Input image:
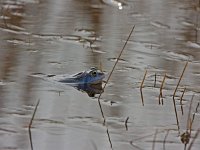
[140,70,147,106]
[172,61,188,133]
[180,87,186,115]
[97,25,135,122]
[29,99,40,150]
[159,73,166,105]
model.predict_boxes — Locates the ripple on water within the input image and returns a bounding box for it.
[90,47,106,54]
[75,28,95,36]
[6,39,34,46]
[66,115,127,130]
[102,0,127,10]
[1,24,25,31]
[0,126,18,134]
[0,15,10,19]
[181,21,195,27]
[0,81,6,86]
[105,117,129,129]
[62,35,81,41]
[0,26,31,35]
[35,118,64,126]
[0,80,15,86]
[130,12,143,17]
[163,51,193,61]
[33,34,65,40]
[108,58,128,63]
[98,97,121,106]
[116,68,129,72]
[33,31,102,51]
[186,41,200,49]
[66,116,105,130]
[2,3,24,9]
[19,0,40,4]
[150,21,170,29]
[47,61,62,65]
[134,40,162,49]
[1,106,33,118]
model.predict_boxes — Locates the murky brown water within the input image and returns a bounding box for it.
[0,0,200,150]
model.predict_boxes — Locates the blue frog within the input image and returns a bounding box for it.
[45,67,105,85]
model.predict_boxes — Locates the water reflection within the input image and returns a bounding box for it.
[72,83,104,97]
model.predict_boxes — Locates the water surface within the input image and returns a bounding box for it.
[0,0,200,149]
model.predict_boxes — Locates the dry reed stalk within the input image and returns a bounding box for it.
[159,73,166,105]
[152,129,158,150]
[189,102,199,134]
[97,25,135,122]
[180,87,186,115]
[106,128,113,149]
[29,99,40,150]
[181,94,195,148]
[154,73,156,87]
[172,61,188,133]
[125,117,129,131]
[89,41,94,52]
[140,70,147,106]
[163,130,170,150]
[187,94,195,133]
[29,99,40,129]
[96,26,135,150]
[187,129,200,150]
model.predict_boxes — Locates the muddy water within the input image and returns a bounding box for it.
[0,0,200,150]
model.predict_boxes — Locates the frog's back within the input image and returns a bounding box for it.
[31,67,105,85]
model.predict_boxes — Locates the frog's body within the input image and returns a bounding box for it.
[31,67,105,97]
[32,67,105,85]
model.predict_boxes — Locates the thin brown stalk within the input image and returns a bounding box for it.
[187,129,200,150]
[89,41,94,52]
[29,99,40,150]
[187,94,195,133]
[180,87,186,115]
[130,141,144,150]
[154,73,156,87]
[152,129,158,150]
[97,25,135,122]
[106,128,113,149]
[172,61,188,133]
[140,70,147,106]
[190,102,199,133]
[180,95,195,148]
[163,130,170,150]
[29,99,40,129]
[125,117,129,131]
[28,128,33,150]
[184,143,187,150]
[159,73,166,105]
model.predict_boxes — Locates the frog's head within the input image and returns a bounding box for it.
[80,67,105,84]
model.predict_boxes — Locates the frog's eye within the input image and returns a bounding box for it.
[91,71,97,77]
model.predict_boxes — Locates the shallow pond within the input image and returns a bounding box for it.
[0,0,200,150]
